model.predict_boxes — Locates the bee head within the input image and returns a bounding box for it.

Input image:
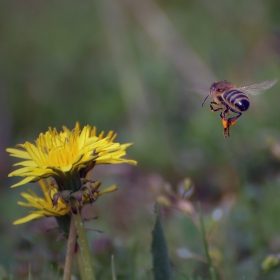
[210,81,220,94]
[202,81,220,107]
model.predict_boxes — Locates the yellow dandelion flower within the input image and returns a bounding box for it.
[13,179,70,225]
[14,179,118,225]
[7,122,137,188]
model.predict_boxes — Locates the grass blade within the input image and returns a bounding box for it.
[151,203,172,280]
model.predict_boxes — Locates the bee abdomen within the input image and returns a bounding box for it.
[224,90,250,111]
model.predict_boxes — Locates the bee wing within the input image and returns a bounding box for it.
[237,79,278,96]
[194,87,210,97]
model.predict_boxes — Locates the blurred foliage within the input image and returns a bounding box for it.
[1,0,280,279]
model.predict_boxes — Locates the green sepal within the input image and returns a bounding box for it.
[55,214,71,235]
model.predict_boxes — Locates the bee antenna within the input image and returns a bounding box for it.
[201,94,209,107]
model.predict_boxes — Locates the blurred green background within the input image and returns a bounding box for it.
[1,0,280,279]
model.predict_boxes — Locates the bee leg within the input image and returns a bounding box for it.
[219,106,229,119]
[222,110,242,138]
[219,107,230,138]
[228,109,242,127]
[224,128,230,138]
[210,102,223,112]
[222,118,230,138]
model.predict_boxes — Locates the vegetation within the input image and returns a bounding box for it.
[1,0,280,279]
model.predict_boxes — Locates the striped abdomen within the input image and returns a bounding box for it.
[223,89,250,112]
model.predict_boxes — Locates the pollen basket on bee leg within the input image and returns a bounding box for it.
[221,118,228,129]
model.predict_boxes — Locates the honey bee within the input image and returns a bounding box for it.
[202,79,278,138]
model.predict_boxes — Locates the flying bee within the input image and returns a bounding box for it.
[202,79,278,138]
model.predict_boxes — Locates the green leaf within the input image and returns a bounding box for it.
[151,203,172,280]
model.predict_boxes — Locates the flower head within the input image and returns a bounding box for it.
[13,179,70,225]
[14,179,118,225]
[7,122,137,188]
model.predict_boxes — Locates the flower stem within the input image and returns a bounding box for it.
[111,255,117,280]
[76,244,87,280]
[63,214,77,280]
[73,207,95,280]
